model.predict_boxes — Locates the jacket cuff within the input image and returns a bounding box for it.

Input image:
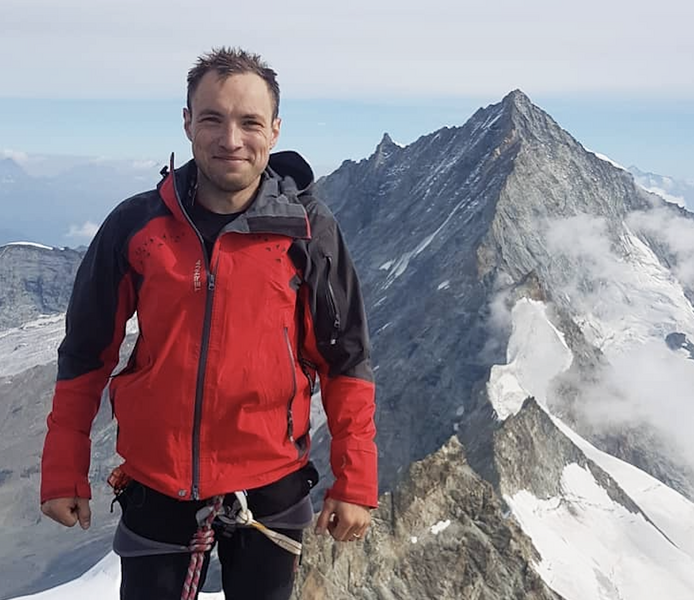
[40,479,92,504]
[325,484,379,509]
[328,444,379,508]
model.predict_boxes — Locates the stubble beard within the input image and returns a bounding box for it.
[199,163,258,196]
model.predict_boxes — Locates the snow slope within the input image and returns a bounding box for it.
[0,314,65,378]
[555,419,694,560]
[1,241,55,251]
[488,299,573,420]
[572,228,694,355]
[508,464,694,600]
[9,552,224,600]
[487,297,694,600]
[0,314,140,379]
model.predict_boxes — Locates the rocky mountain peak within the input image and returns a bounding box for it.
[499,88,548,129]
[377,132,396,148]
[372,132,401,166]
[501,88,533,108]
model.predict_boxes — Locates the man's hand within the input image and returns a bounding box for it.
[41,497,91,530]
[315,497,371,542]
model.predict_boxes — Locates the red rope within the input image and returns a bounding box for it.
[181,495,224,600]
[107,467,227,600]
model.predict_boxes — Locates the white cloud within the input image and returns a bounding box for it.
[542,211,694,470]
[130,159,159,171]
[480,272,515,362]
[544,215,636,320]
[628,207,694,288]
[1,149,30,164]
[1,0,693,99]
[577,343,694,465]
[66,221,99,241]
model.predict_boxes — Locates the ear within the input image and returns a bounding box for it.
[183,107,193,142]
[269,117,281,149]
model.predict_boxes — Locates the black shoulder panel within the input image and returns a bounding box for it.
[57,191,171,380]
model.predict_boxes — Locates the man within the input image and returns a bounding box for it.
[40,47,378,600]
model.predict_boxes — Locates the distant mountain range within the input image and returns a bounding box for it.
[628,165,694,209]
[0,157,162,248]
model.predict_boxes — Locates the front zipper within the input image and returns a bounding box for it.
[324,256,341,345]
[174,178,218,501]
[283,327,299,444]
[190,267,216,500]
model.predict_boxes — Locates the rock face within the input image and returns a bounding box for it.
[0,244,83,330]
[491,398,639,514]
[294,437,562,600]
[666,331,694,358]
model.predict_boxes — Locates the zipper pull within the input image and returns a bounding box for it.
[208,272,216,291]
[287,410,294,442]
[330,316,341,345]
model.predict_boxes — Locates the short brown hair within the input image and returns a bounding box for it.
[186,47,280,119]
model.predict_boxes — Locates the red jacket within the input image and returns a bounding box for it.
[41,151,378,507]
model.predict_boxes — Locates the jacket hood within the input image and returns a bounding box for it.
[268,151,315,193]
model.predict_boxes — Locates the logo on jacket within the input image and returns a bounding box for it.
[193,260,202,292]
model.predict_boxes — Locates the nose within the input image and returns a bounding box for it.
[219,122,242,150]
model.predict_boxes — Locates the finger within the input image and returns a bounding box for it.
[345,526,363,542]
[346,517,371,542]
[329,514,353,541]
[43,502,78,527]
[355,523,370,540]
[76,498,92,530]
[358,515,372,538]
[314,502,335,536]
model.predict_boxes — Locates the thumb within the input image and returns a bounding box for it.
[314,498,336,536]
[76,498,91,530]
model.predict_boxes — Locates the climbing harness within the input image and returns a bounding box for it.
[108,467,306,600]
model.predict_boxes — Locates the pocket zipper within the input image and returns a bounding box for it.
[283,327,299,443]
[324,256,341,345]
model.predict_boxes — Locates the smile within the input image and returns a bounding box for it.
[214,156,247,162]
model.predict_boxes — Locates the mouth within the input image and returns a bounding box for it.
[213,155,247,163]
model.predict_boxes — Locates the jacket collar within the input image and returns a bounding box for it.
[157,151,312,240]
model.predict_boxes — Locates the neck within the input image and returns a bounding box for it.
[195,172,261,214]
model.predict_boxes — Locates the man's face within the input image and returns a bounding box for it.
[184,71,280,196]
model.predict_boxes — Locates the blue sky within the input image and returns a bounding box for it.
[1,0,693,180]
